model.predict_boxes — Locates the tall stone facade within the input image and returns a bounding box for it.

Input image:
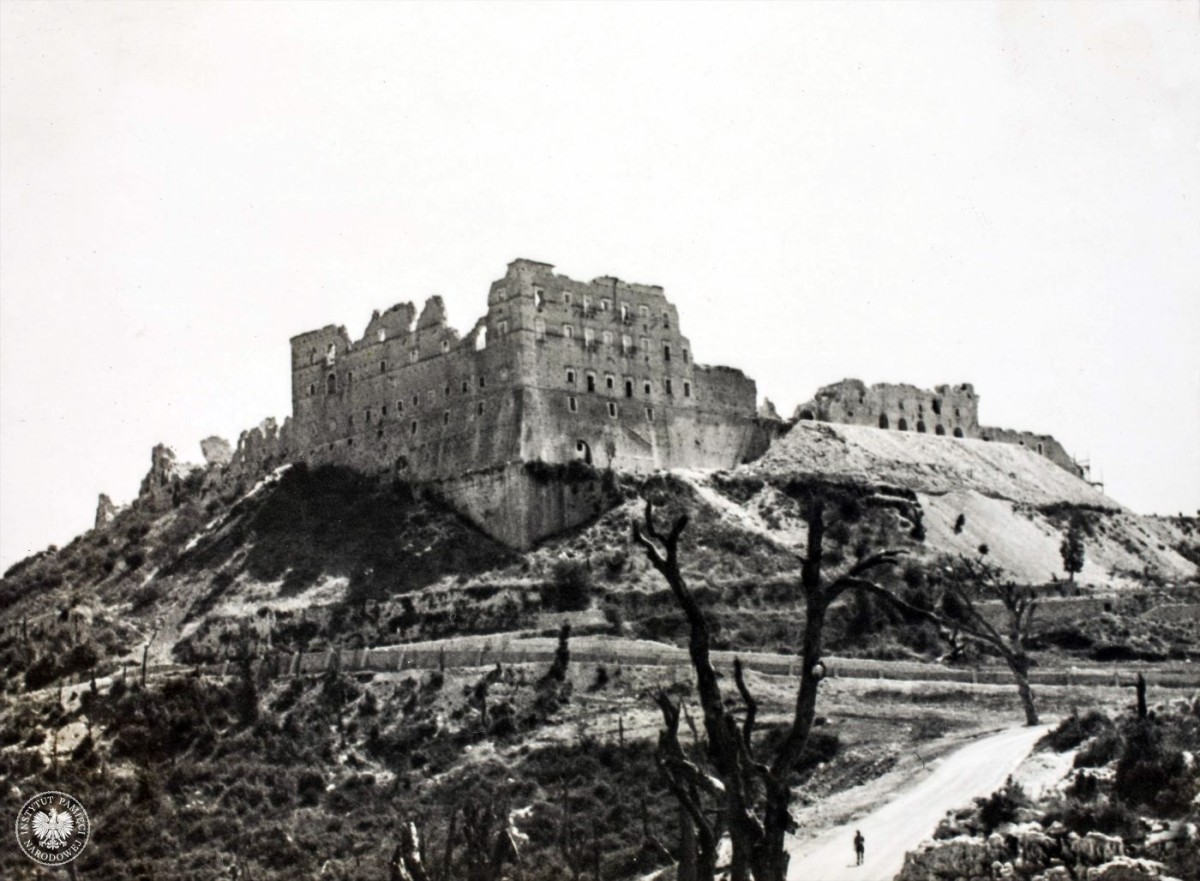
[793,378,1083,477]
[289,259,760,481]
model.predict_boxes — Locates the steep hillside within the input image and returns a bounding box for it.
[744,422,1197,587]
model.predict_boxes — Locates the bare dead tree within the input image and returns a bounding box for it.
[389,821,430,881]
[854,552,1045,725]
[633,486,908,881]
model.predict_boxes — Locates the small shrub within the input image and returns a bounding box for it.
[1041,710,1113,752]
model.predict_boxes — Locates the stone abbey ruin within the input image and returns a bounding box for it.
[120,258,1090,547]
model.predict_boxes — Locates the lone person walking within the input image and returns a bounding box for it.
[854,830,865,866]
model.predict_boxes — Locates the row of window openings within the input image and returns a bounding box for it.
[532,322,686,361]
[524,288,672,328]
[315,338,455,366]
[316,374,489,397]
[346,401,488,434]
[565,369,690,399]
[566,397,655,421]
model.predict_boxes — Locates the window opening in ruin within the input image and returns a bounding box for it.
[643,380,651,395]
[382,405,388,416]
[954,428,965,438]
[427,390,436,404]
[535,319,546,340]
[601,298,611,311]
[602,330,613,346]
[568,396,578,413]
[498,320,508,336]
[932,399,942,415]
[462,380,469,394]
[898,418,909,431]
[445,385,451,397]
[608,402,617,418]
[566,369,576,384]
[624,380,633,398]
[441,340,450,354]
[620,303,629,321]
[684,381,691,398]
[645,406,655,422]
[411,421,418,435]
[410,349,419,363]
[879,414,889,429]
[798,409,814,421]
[326,343,337,363]
[380,361,387,374]
[576,440,592,464]
[327,374,337,394]
[586,373,596,392]
[605,374,614,391]
[682,348,689,364]
[955,407,961,417]
[917,420,927,433]
[935,424,945,435]
[563,292,572,306]
[443,411,449,425]
[309,347,317,364]
[663,343,671,361]
[584,327,594,346]
[397,400,404,413]
[377,330,386,343]
[476,327,487,350]
[582,293,590,311]
[662,310,670,328]
[477,401,484,416]
[534,287,545,308]
[309,383,316,396]
[639,304,649,320]
[479,376,486,388]
[413,394,420,407]
[348,371,353,384]
[640,336,649,353]
[348,415,354,428]
[365,409,372,424]
[621,334,631,354]
[347,438,353,446]
[666,378,674,396]
[562,324,574,339]
[1037,442,1044,454]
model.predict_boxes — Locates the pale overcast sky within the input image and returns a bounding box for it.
[2,1,1198,570]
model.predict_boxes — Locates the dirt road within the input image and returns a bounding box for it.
[786,723,1050,881]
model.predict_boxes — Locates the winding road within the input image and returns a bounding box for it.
[786,723,1050,881]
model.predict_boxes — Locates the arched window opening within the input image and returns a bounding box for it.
[879,414,889,429]
[568,396,578,413]
[327,373,337,394]
[643,380,651,395]
[308,383,316,396]
[665,379,674,396]
[534,288,545,309]
[576,440,592,464]
[935,424,945,435]
[917,420,927,433]
[646,407,654,421]
[562,324,574,340]
[586,373,596,393]
[798,409,815,421]
[953,427,964,438]
[624,380,634,398]
[377,330,386,343]
[684,381,691,398]
[326,343,337,364]
[897,417,909,431]
[476,327,488,350]
[608,402,618,418]
[663,343,672,362]
[380,361,387,374]
[566,369,576,385]
[932,399,942,415]
[441,340,450,354]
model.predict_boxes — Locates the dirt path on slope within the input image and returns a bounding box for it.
[786,723,1050,881]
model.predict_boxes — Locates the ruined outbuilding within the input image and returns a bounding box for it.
[793,378,1084,477]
